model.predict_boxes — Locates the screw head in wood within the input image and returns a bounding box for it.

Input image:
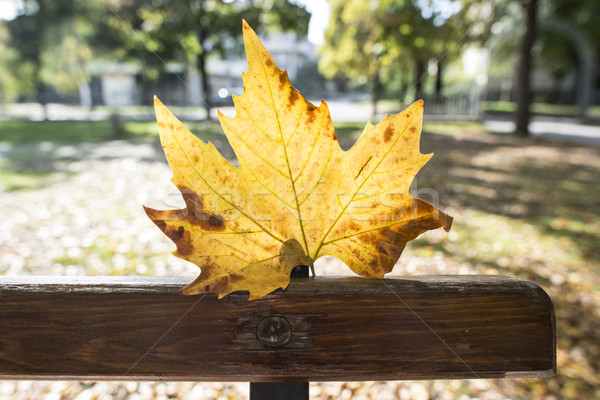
[256,316,292,348]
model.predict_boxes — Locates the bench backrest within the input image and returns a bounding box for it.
[0,275,555,381]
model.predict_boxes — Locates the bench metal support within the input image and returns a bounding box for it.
[250,382,308,400]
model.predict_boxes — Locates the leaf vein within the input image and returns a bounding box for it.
[312,111,419,258]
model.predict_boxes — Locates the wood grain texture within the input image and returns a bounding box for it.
[0,275,555,382]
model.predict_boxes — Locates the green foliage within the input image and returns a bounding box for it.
[4,0,88,102]
[0,24,21,103]
[319,0,380,81]
[319,0,497,100]
[548,0,600,49]
[489,0,600,98]
[38,18,96,95]
[96,0,310,110]
[0,117,369,144]
[2,0,310,109]
[538,0,600,88]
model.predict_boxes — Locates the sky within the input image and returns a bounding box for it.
[0,0,22,20]
[294,0,330,45]
[0,0,331,45]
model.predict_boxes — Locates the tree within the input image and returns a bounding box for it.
[320,0,496,117]
[100,0,310,119]
[514,0,537,135]
[536,29,577,103]
[319,0,389,118]
[0,23,21,103]
[491,0,600,134]
[540,0,599,118]
[5,0,85,119]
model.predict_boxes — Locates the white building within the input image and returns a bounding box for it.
[89,33,316,107]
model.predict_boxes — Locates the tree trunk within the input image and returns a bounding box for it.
[371,64,381,120]
[36,94,48,121]
[33,57,48,121]
[435,59,443,103]
[140,77,156,106]
[515,0,538,136]
[414,59,425,102]
[400,70,410,104]
[197,52,212,121]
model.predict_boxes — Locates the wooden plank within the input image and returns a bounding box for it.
[0,275,555,382]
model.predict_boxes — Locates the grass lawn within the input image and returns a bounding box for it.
[1,117,599,398]
[0,119,226,143]
[0,119,224,191]
[483,100,600,118]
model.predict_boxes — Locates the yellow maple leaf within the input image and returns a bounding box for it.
[144,21,452,299]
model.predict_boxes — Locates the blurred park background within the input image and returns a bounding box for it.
[0,0,599,399]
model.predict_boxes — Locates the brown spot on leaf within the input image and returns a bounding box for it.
[340,220,361,233]
[278,72,287,90]
[177,242,194,256]
[266,243,280,254]
[210,276,230,294]
[409,126,416,133]
[266,59,273,67]
[383,125,394,142]
[350,246,363,260]
[155,219,167,232]
[208,214,224,228]
[191,210,226,231]
[358,232,378,244]
[350,221,362,232]
[288,90,299,107]
[305,103,317,124]
[366,256,387,277]
[378,240,405,261]
[178,187,227,231]
[160,224,193,255]
[199,264,215,280]
[176,235,194,256]
[170,225,186,242]
[193,154,200,163]
[158,121,174,131]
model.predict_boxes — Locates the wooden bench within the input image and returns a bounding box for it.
[0,274,555,399]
